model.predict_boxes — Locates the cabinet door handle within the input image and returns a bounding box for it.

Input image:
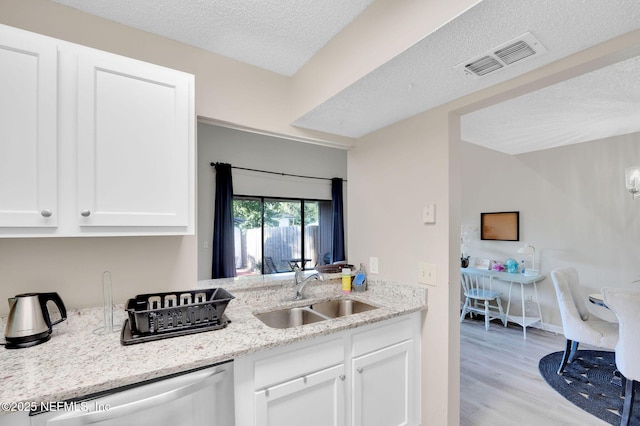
[339,374,346,381]
[41,209,52,218]
[80,209,91,217]
[356,367,364,374]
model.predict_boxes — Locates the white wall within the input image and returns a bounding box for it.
[0,236,197,315]
[461,133,640,327]
[197,123,347,279]
[349,105,460,425]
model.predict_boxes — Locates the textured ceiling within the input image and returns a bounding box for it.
[292,0,640,143]
[461,55,640,155]
[49,0,375,76]
[49,0,640,154]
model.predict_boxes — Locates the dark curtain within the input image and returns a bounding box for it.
[212,163,236,278]
[317,201,333,264]
[331,177,345,262]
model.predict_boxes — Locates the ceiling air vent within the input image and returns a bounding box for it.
[495,41,536,65]
[464,56,503,76]
[455,32,547,78]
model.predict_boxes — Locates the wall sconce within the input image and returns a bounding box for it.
[625,166,640,199]
[517,243,538,276]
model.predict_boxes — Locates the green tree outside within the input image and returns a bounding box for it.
[233,199,319,230]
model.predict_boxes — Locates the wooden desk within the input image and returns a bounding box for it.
[461,268,546,339]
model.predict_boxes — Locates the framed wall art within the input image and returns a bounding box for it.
[480,211,519,241]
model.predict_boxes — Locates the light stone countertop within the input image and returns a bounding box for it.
[0,274,427,415]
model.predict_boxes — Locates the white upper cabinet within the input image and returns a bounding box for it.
[0,24,195,237]
[0,26,58,229]
[76,48,192,229]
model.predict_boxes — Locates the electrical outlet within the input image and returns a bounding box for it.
[418,262,436,285]
[370,257,379,274]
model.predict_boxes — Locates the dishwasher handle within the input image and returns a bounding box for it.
[46,368,227,425]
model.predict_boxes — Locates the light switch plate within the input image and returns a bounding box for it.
[370,257,379,274]
[418,262,436,285]
[423,204,435,224]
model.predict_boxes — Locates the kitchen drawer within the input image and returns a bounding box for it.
[352,315,415,358]
[253,336,344,389]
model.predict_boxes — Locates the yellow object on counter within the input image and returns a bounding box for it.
[342,268,352,293]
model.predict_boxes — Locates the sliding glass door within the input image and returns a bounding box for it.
[232,196,331,276]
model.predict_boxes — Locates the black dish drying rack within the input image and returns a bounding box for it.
[120,288,234,345]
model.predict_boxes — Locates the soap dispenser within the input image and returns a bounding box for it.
[353,263,367,292]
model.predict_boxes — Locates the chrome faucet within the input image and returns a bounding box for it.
[293,266,324,300]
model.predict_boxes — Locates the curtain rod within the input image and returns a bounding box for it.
[210,162,346,182]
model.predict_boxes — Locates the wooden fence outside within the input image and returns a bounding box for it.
[237,225,320,274]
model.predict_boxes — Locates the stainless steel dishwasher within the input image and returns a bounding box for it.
[30,361,234,426]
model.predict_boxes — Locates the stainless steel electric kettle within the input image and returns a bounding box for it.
[4,293,67,349]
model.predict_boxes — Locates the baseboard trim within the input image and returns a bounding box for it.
[530,322,563,335]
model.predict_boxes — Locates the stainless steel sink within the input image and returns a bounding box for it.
[308,299,378,318]
[254,306,330,329]
[254,299,378,329]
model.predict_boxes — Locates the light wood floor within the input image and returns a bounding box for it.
[460,318,609,426]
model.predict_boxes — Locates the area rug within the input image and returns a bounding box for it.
[539,350,639,425]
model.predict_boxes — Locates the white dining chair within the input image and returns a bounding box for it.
[460,271,505,331]
[550,267,618,375]
[602,287,640,426]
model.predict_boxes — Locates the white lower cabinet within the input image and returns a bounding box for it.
[255,364,346,426]
[352,340,414,426]
[235,335,345,426]
[235,312,421,426]
[350,313,419,426]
